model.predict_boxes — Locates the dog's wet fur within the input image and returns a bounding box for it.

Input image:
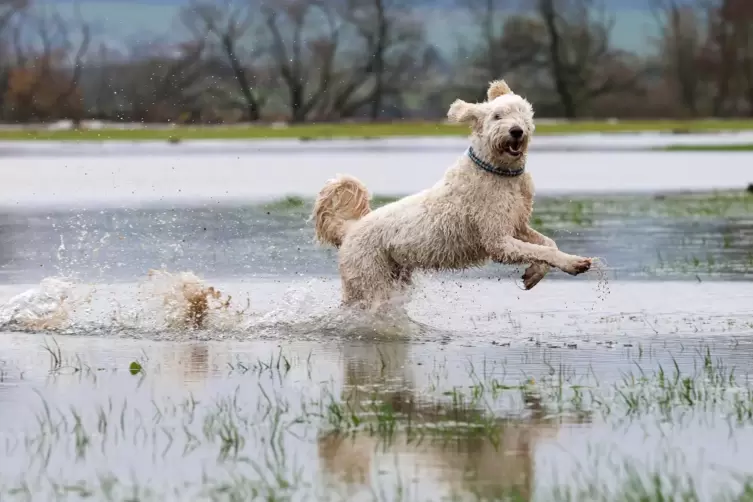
[312,80,592,311]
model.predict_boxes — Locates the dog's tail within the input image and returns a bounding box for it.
[312,174,371,248]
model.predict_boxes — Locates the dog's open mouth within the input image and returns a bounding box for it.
[505,141,523,157]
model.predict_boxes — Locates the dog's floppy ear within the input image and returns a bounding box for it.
[487,80,513,101]
[447,99,481,125]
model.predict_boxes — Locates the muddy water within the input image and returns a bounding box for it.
[0,145,752,499]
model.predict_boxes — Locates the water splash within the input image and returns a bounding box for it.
[143,269,249,331]
[0,271,430,341]
[0,277,88,331]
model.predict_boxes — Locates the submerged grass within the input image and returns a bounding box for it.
[261,190,753,220]
[4,118,753,142]
[261,195,307,213]
[5,344,753,500]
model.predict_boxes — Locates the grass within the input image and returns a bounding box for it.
[260,189,753,220]
[261,195,307,212]
[4,118,753,141]
[5,341,753,501]
[663,143,753,151]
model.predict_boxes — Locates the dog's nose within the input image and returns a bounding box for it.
[509,126,524,139]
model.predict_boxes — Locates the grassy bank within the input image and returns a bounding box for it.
[3,118,753,141]
[663,143,753,151]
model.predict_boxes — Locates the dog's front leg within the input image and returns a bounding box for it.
[485,235,591,277]
[515,226,558,290]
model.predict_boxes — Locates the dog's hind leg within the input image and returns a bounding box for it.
[389,258,413,288]
[339,254,400,312]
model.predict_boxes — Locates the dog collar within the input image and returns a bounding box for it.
[467,146,525,177]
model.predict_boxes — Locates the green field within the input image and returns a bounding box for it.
[2,118,753,141]
[663,143,753,151]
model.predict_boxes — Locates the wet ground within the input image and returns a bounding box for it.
[0,142,752,501]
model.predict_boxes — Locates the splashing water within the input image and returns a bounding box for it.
[0,277,87,331]
[142,269,250,332]
[0,271,431,341]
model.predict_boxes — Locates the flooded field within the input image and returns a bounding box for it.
[0,144,752,501]
[0,142,752,208]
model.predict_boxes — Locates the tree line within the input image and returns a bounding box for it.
[0,0,752,124]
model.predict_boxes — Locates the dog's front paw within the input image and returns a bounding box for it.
[522,263,549,290]
[560,256,592,276]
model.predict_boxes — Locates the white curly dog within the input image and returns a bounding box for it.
[312,80,592,310]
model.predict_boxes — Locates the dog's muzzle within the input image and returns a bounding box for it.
[491,126,526,157]
[505,126,525,157]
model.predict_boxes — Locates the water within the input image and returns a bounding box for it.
[0,142,752,500]
[0,140,751,208]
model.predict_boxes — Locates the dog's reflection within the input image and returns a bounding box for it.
[157,343,210,392]
[318,341,578,500]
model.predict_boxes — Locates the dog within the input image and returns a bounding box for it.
[312,80,592,310]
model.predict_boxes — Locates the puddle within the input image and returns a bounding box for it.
[0,191,751,284]
[0,186,751,499]
[1,332,753,500]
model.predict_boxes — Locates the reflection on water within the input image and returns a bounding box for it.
[0,329,752,499]
[317,341,577,500]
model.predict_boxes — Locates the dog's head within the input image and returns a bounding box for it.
[447,80,534,167]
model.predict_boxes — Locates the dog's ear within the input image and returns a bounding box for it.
[447,99,481,125]
[487,80,513,101]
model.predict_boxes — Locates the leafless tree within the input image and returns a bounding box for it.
[336,0,427,120]
[705,0,753,115]
[457,0,546,98]
[0,0,26,32]
[537,0,640,118]
[0,0,28,117]
[649,0,704,116]
[4,8,91,122]
[111,36,210,122]
[261,0,342,122]
[181,0,265,121]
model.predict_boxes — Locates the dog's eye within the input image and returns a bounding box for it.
[493,113,501,120]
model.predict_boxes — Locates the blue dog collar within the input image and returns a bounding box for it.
[467,146,525,177]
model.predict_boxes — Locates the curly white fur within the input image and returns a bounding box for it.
[312,80,592,311]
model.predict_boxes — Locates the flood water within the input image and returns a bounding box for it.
[0,138,752,208]
[0,141,752,501]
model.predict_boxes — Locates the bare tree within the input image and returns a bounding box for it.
[4,9,91,122]
[181,0,265,121]
[694,0,729,115]
[457,0,546,98]
[537,0,639,118]
[0,0,28,118]
[337,0,427,120]
[708,0,753,115]
[0,0,26,32]
[111,36,210,122]
[261,0,341,122]
[649,0,704,116]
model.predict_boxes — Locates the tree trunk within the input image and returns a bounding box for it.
[222,35,260,121]
[539,0,577,118]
